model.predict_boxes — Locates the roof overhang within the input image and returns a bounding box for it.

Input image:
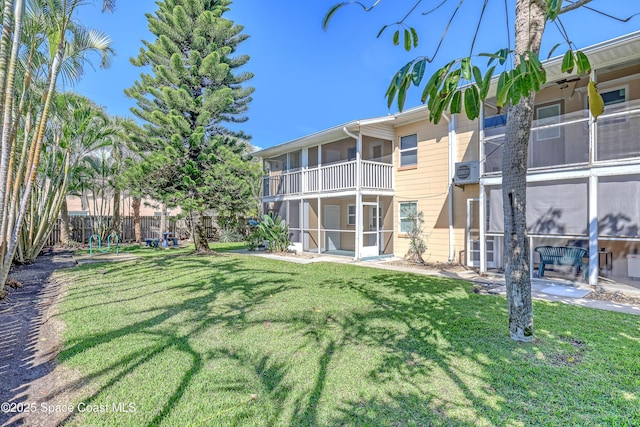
[257,30,640,158]
[486,30,640,102]
[254,115,396,158]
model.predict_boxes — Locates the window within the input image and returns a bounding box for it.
[399,202,418,233]
[599,86,627,126]
[535,103,561,140]
[602,87,626,106]
[347,205,356,225]
[399,134,418,167]
[347,147,357,161]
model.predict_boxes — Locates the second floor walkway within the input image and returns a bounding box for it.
[263,159,393,198]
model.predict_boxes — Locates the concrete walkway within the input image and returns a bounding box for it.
[241,250,640,316]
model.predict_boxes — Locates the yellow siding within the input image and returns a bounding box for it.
[392,115,480,262]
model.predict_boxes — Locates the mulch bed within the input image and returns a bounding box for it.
[384,259,470,273]
[0,249,76,427]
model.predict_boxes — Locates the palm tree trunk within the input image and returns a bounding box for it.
[0,0,25,294]
[502,0,546,342]
[60,198,72,246]
[0,42,63,288]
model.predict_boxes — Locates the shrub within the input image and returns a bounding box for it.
[245,213,291,253]
[405,211,429,264]
[218,227,244,243]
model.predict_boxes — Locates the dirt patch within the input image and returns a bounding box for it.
[585,290,640,306]
[384,259,471,273]
[259,250,318,259]
[0,248,79,427]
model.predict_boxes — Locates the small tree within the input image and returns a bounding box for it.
[405,211,428,264]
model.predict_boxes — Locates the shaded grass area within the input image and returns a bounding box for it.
[54,245,640,426]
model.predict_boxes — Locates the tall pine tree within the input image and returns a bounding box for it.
[126,0,255,253]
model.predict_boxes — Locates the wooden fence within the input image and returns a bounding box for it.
[46,215,218,245]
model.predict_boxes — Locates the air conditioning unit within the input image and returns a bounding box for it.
[454,161,480,185]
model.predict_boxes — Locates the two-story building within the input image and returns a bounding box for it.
[256,31,640,288]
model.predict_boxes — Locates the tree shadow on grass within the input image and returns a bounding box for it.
[18,254,640,426]
[48,252,300,426]
[324,271,640,426]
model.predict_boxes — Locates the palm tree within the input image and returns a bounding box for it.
[0,0,116,293]
[18,93,114,261]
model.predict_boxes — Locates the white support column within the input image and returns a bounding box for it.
[318,144,323,192]
[355,134,362,260]
[529,237,535,279]
[588,69,599,288]
[317,197,322,254]
[356,135,362,191]
[299,197,304,242]
[479,181,487,273]
[376,194,381,253]
[285,200,289,224]
[448,114,457,262]
[588,174,599,287]
[355,193,362,260]
[466,198,478,267]
[478,105,487,273]
[301,148,309,192]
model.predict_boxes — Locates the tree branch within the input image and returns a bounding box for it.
[562,0,640,22]
[559,0,593,15]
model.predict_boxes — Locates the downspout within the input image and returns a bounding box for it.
[442,113,456,262]
[261,158,266,217]
[343,127,358,141]
[344,127,361,261]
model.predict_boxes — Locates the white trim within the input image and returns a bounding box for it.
[398,201,418,234]
[399,134,418,167]
[480,162,640,186]
[347,204,356,225]
[361,201,380,258]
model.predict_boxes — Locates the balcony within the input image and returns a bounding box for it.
[483,99,640,173]
[262,160,393,198]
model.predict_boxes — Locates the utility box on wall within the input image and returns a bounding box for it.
[627,254,640,278]
[454,161,480,185]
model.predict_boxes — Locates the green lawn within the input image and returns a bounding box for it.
[54,244,640,426]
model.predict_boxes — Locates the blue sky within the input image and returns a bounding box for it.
[72,1,640,150]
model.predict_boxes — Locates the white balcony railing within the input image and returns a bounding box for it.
[483,99,640,173]
[263,160,393,197]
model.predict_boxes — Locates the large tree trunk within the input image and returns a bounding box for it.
[190,209,211,254]
[502,0,546,342]
[132,196,141,243]
[160,202,166,236]
[59,198,72,246]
